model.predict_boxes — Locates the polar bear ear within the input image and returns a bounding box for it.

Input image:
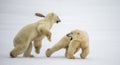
[47,13,54,17]
[45,12,55,19]
[50,13,54,16]
[35,13,45,17]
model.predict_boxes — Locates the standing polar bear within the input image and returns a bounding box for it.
[10,12,61,58]
[46,29,89,59]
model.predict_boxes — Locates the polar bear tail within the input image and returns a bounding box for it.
[35,13,45,17]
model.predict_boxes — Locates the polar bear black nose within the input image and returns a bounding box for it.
[56,19,61,23]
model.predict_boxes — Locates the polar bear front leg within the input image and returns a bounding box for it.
[38,27,52,41]
[23,42,34,57]
[46,42,67,57]
[67,40,80,59]
[46,45,63,57]
[42,30,51,42]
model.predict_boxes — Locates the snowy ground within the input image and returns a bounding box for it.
[0,0,120,65]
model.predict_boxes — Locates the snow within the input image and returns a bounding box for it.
[0,0,120,65]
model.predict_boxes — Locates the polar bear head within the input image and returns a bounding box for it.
[70,29,88,41]
[66,29,81,40]
[66,29,80,40]
[45,12,61,23]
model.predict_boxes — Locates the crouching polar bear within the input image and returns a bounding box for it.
[10,12,61,58]
[46,29,89,59]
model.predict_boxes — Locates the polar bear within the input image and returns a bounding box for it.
[67,29,89,59]
[10,12,61,58]
[46,29,89,59]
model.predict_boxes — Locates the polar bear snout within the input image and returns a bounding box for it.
[66,33,73,40]
[56,20,61,23]
[56,17,61,23]
[66,32,73,37]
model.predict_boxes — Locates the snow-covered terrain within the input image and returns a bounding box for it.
[0,0,120,65]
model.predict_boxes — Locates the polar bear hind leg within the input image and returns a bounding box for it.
[10,42,29,58]
[80,43,89,59]
[23,42,34,57]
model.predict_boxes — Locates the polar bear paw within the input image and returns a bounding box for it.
[46,49,52,57]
